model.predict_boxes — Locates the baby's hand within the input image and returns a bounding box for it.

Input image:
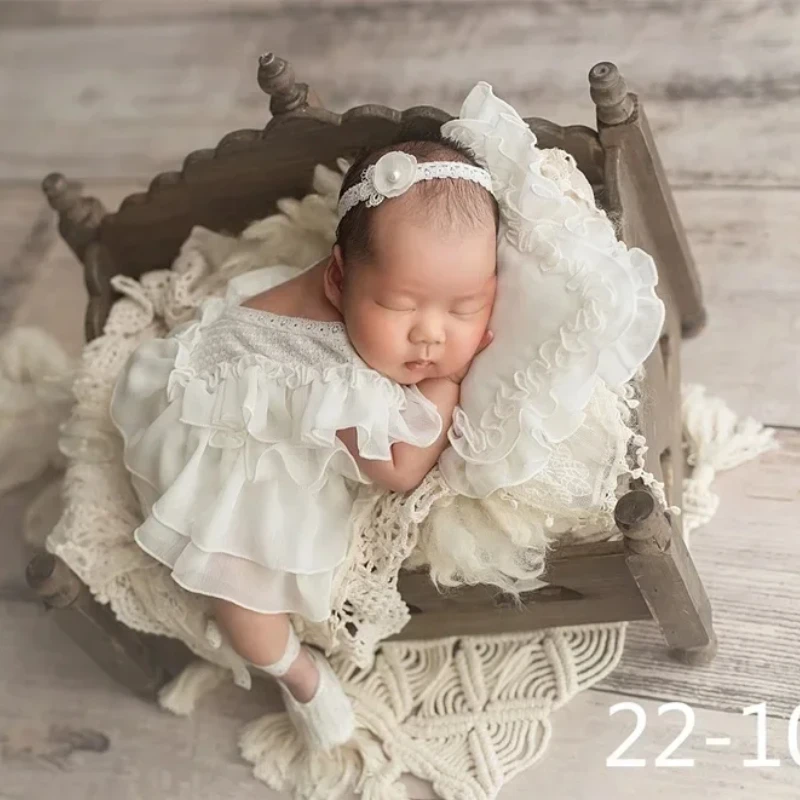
[446,329,494,386]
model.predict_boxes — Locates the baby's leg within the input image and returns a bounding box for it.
[213,599,356,751]
[212,599,319,702]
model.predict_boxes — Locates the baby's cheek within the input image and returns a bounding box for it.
[380,317,413,360]
[443,321,478,369]
[464,317,490,353]
[354,308,406,364]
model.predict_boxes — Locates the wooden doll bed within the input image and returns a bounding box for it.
[26,55,716,699]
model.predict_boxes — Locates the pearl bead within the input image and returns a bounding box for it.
[388,169,401,183]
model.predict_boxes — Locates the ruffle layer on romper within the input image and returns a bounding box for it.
[111,296,442,622]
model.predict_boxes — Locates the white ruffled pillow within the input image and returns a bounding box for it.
[439,83,665,497]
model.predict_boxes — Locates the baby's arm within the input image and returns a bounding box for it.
[337,377,459,494]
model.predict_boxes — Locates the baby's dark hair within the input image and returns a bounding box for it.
[335,137,499,264]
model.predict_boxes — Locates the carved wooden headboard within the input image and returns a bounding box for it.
[42,54,703,343]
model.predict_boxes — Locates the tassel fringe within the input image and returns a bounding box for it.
[157,660,230,716]
[681,384,778,538]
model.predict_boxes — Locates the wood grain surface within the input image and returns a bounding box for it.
[601,430,800,718]
[2,3,800,184]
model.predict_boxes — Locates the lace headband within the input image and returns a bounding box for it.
[337,151,494,220]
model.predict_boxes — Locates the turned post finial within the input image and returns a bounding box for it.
[614,488,655,531]
[42,172,106,261]
[257,52,308,115]
[42,172,77,214]
[589,61,635,126]
[615,488,671,554]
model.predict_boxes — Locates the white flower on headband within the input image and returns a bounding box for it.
[372,152,417,197]
[337,150,495,220]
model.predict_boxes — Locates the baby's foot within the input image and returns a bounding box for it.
[279,647,356,752]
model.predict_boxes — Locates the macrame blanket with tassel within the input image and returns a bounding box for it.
[5,162,774,800]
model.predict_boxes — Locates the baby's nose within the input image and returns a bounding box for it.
[410,319,445,345]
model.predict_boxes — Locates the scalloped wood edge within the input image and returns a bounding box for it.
[107,103,603,224]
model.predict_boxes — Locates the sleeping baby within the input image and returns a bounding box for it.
[111,81,664,755]
[111,137,499,752]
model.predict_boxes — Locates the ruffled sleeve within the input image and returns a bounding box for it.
[113,297,444,499]
[345,382,444,463]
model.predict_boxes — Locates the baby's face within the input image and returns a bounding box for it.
[338,200,497,385]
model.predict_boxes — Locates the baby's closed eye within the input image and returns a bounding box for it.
[451,302,489,316]
[374,295,489,315]
[377,300,415,313]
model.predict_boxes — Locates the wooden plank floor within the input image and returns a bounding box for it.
[1,2,799,798]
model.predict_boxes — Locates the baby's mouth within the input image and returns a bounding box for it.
[406,360,434,371]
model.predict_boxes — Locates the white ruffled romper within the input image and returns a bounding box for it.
[110,268,442,622]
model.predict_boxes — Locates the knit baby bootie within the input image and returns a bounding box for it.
[279,647,356,752]
[255,625,356,752]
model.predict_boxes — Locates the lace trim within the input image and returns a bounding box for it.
[168,299,367,393]
[175,350,406,398]
[229,304,347,336]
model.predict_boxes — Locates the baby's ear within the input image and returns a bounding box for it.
[323,246,346,311]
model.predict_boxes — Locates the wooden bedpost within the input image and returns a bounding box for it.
[589,61,707,338]
[41,173,116,342]
[42,173,105,261]
[589,61,635,125]
[257,52,321,116]
[615,489,718,665]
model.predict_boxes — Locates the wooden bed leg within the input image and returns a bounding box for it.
[26,553,170,699]
[615,490,718,666]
